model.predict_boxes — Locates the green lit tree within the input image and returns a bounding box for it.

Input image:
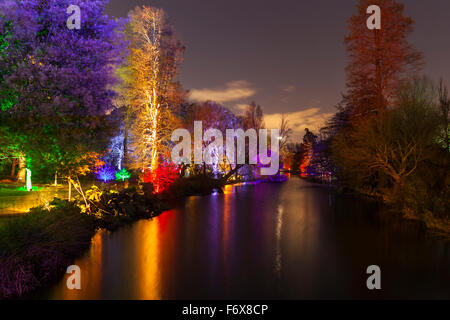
[115,168,131,182]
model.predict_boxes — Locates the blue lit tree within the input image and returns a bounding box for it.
[94,164,116,182]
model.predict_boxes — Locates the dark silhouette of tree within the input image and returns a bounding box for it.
[332,78,442,199]
[437,79,450,151]
[243,101,264,131]
[303,128,317,145]
[279,114,293,161]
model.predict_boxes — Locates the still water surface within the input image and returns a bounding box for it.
[42,177,450,299]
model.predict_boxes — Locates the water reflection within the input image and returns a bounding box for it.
[52,232,103,300]
[42,177,450,299]
[275,205,283,277]
[136,216,161,299]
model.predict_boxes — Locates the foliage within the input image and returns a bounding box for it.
[243,101,265,131]
[331,78,449,220]
[119,5,184,173]
[436,79,450,151]
[143,163,180,193]
[77,185,169,230]
[105,128,125,170]
[94,163,116,182]
[279,114,293,162]
[0,0,125,181]
[344,0,423,117]
[176,100,248,177]
[115,168,131,181]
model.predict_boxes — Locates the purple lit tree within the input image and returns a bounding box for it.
[0,0,126,193]
[94,164,116,182]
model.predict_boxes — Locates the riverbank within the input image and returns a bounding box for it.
[0,175,258,299]
[0,200,96,298]
[402,209,450,237]
[0,184,172,298]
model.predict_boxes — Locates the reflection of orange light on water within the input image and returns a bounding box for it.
[137,220,161,300]
[88,232,103,298]
[223,184,233,195]
[59,231,103,300]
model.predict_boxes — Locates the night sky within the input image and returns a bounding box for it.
[105,0,450,141]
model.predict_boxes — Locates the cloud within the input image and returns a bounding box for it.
[281,85,296,93]
[231,103,249,114]
[264,108,333,141]
[189,80,256,103]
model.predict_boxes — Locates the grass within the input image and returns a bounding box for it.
[16,186,43,192]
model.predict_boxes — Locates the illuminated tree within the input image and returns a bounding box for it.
[345,0,423,118]
[0,0,125,187]
[115,168,131,181]
[143,163,180,194]
[94,164,116,183]
[119,5,184,177]
[106,130,125,170]
[181,101,242,176]
[299,129,317,176]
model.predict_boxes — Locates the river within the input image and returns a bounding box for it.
[40,176,450,299]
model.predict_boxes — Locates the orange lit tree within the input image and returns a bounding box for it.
[344,0,423,118]
[119,6,184,188]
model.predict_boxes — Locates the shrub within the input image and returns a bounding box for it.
[79,185,169,230]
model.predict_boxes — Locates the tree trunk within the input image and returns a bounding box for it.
[390,176,405,203]
[123,126,128,169]
[68,177,72,201]
[221,164,244,184]
[17,156,26,183]
[10,158,17,178]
